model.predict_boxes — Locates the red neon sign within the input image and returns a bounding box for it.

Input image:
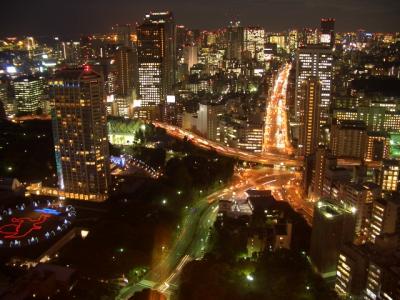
[0,214,51,239]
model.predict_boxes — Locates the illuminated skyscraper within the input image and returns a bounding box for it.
[312,146,328,198]
[295,45,333,125]
[299,77,321,156]
[243,26,265,61]
[137,11,176,109]
[183,44,198,71]
[226,21,244,61]
[330,120,367,160]
[62,41,81,65]
[14,76,44,115]
[379,159,400,193]
[115,46,135,96]
[320,18,335,49]
[50,67,110,201]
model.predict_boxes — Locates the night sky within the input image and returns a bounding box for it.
[1,0,399,37]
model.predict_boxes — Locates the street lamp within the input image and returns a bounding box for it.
[246,274,254,282]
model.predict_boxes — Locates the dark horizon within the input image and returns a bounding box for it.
[1,0,399,37]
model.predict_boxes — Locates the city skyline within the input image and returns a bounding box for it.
[1,0,400,37]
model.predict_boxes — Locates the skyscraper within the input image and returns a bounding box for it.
[310,199,356,278]
[243,26,265,62]
[50,67,110,201]
[299,77,321,156]
[14,76,44,115]
[295,45,333,126]
[330,120,367,160]
[112,24,132,47]
[369,196,400,243]
[226,21,244,61]
[320,18,335,49]
[115,46,135,96]
[137,11,176,110]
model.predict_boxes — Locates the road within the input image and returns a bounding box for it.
[152,122,302,168]
[263,64,294,156]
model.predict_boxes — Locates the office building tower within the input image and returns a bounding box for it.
[50,67,110,201]
[197,103,224,141]
[311,146,328,198]
[14,76,43,115]
[62,41,81,65]
[112,24,132,47]
[335,244,368,298]
[369,196,400,243]
[243,26,265,62]
[183,44,198,71]
[268,33,287,52]
[137,11,176,109]
[335,242,400,300]
[357,107,385,132]
[299,77,321,156]
[295,45,333,125]
[80,36,96,63]
[226,21,244,61]
[115,46,135,98]
[364,132,388,162]
[0,81,10,117]
[330,120,367,160]
[288,29,298,52]
[320,18,335,48]
[310,199,356,278]
[379,159,400,193]
[340,182,380,236]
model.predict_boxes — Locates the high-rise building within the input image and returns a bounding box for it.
[335,244,368,298]
[310,199,356,278]
[112,24,132,47]
[299,77,321,156]
[50,67,110,201]
[320,18,335,49]
[243,26,265,62]
[137,11,176,110]
[62,41,81,65]
[288,29,299,52]
[340,182,380,236]
[311,146,328,198]
[197,103,224,141]
[14,76,43,115]
[0,81,10,116]
[379,159,400,193]
[226,21,244,61]
[115,46,135,96]
[369,196,400,243]
[330,120,367,159]
[183,44,198,71]
[364,132,388,162]
[295,45,333,125]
